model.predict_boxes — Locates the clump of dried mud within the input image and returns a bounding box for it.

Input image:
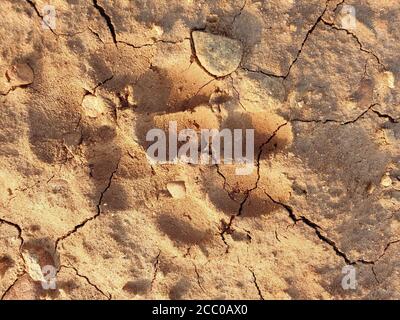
[0,0,399,300]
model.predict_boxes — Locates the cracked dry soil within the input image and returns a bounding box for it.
[0,0,399,300]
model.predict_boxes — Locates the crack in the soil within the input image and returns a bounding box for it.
[371,266,380,284]
[0,218,27,272]
[231,0,247,26]
[263,191,352,265]
[332,0,345,13]
[374,239,400,263]
[215,164,238,203]
[151,250,161,289]
[7,167,61,206]
[92,0,117,44]
[239,0,385,81]
[61,265,111,299]
[118,38,190,49]
[0,218,27,299]
[219,215,235,253]
[92,74,114,94]
[10,0,397,299]
[229,75,247,111]
[239,66,285,79]
[240,0,330,79]
[249,268,264,300]
[371,108,399,123]
[25,0,58,36]
[283,0,330,78]
[321,19,386,70]
[1,271,26,300]
[237,122,288,217]
[217,123,288,252]
[54,159,120,252]
[88,26,105,44]
[263,190,400,267]
[193,263,206,292]
[291,103,378,125]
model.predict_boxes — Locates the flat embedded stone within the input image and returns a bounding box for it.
[166,181,186,199]
[192,31,243,77]
[82,94,107,118]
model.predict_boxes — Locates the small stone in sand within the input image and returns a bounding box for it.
[380,174,392,187]
[167,181,186,199]
[82,94,108,118]
[192,31,243,77]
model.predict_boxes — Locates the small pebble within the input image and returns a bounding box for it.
[82,94,107,118]
[380,174,392,187]
[167,181,186,199]
[192,31,243,77]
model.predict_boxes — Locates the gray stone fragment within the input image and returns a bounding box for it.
[192,31,243,77]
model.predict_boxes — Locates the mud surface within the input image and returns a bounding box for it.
[0,0,399,299]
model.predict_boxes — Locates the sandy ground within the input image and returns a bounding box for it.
[0,0,399,300]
